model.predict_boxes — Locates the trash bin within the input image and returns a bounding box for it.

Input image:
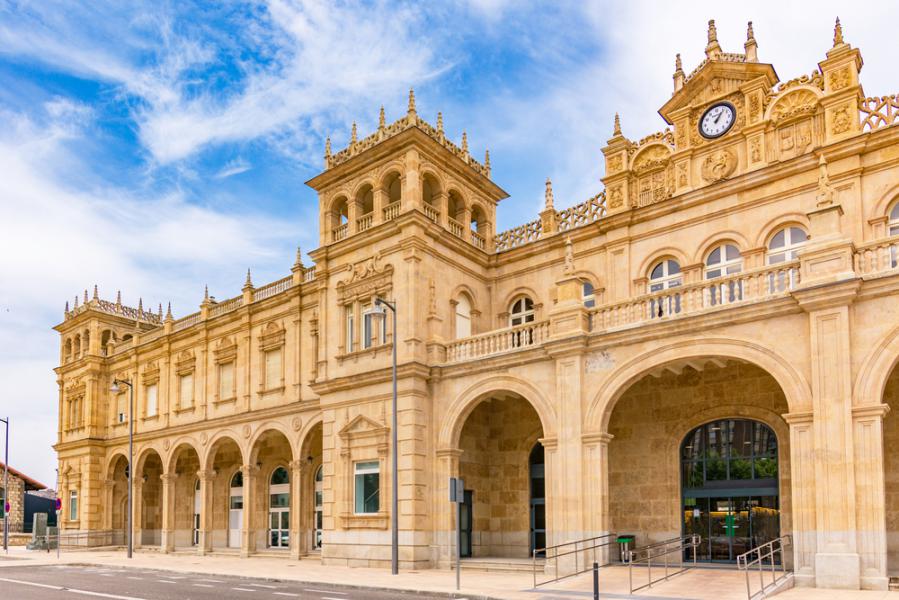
[616,535,635,563]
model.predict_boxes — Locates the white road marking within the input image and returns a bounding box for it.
[0,576,149,600]
[193,583,215,587]
[304,590,347,595]
[127,576,143,580]
[273,593,299,598]
[157,579,177,583]
[320,597,350,600]
[198,578,223,582]
[248,583,277,588]
[232,588,256,592]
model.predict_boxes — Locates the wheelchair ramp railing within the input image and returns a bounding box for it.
[532,533,620,588]
[628,534,701,593]
[736,535,792,600]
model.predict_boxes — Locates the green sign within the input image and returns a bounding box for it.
[725,514,736,537]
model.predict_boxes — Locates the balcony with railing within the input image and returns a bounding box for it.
[356,213,374,232]
[447,217,465,239]
[423,203,440,224]
[333,222,349,241]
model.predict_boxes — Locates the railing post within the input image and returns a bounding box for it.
[593,562,599,600]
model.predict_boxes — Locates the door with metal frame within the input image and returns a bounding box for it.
[459,490,473,558]
[228,471,243,549]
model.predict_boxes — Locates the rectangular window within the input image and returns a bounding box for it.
[219,362,234,400]
[116,393,126,424]
[345,306,355,353]
[69,490,78,520]
[264,348,282,389]
[354,461,380,514]
[179,373,194,409]
[145,384,158,417]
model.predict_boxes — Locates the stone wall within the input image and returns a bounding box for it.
[882,365,899,573]
[459,396,542,558]
[0,473,26,533]
[607,361,792,548]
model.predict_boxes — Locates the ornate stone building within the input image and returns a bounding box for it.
[54,20,899,590]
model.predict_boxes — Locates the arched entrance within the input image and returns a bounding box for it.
[248,429,294,552]
[138,449,163,546]
[229,471,243,549]
[299,421,323,556]
[456,393,545,559]
[168,443,201,550]
[681,419,780,562]
[603,358,792,563]
[205,435,243,551]
[106,455,129,532]
[269,467,290,549]
[882,363,899,575]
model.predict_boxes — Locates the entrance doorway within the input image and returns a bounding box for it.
[228,471,243,549]
[192,479,201,546]
[460,490,473,558]
[313,466,323,550]
[681,419,779,562]
[269,467,290,548]
[529,444,546,555]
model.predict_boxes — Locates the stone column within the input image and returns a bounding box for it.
[103,480,115,531]
[435,191,449,227]
[372,186,386,224]
[581,432,612,539]
[461,207,472,241]
[852,404,890,590]
[197,469,215,555]
[435,448,462,568]
[160,473,177,552]
[240,464,259,558]
[289,460,305,560]
[784,411,816,585]
[132,478,144,549]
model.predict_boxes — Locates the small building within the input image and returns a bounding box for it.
[0,462,49,535]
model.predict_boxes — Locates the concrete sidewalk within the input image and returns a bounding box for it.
[0,547,894,599]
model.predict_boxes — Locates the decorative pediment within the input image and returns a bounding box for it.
[336,253,394,302]
[65,377,86,396]
[767,88,821,125]
[214,336,238,363]
[175,349,196,375]
[141,361,160,384]
[631,144,672,174]
[660,60,778,123]
[259,321,285,350]
[338,414,389,443]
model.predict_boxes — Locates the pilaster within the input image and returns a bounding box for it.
[160,472,177,552]
[240,464,259,557]
[197,469,215,555]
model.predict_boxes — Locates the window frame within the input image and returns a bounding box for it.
[509,297,535,327]
[766,227,808,264]
[704,243,743,279]
[144,383,158,418]
[353,460,380,515]
[889,202,899,237]
[179,372,194,410]
[69,489,79,520]
[649,259,683,292]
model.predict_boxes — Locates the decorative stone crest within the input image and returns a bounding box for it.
[175,350,195,375]
[829,67,850,91]
[214,336,238,363]
[260,321,286,351]
[292,416,302,432]
[563,236,575,275]
[832,103,853,134]
[770,89,818,125]
[608,186,624,209]
[242,424,251,439]
[700,148,737,183]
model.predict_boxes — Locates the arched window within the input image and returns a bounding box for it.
[649,260,682,317]
[73,335,81,359]
[455,294,472,339]
[767,227,807,264]
[682,419,779,562]
[228,471,243,548]
[582,281,596,308]
[890,202,899,236]
[313,466,323,550]
[509,297,535,327]
[269,467,289,548]
[64,339,73,363]
[331,196,349,241]
[649,259,682,292]
[705,243,743,305]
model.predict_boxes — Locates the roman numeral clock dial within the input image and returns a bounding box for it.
[699,102,736,139]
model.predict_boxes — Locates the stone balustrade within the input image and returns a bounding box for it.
[855,235,899,274]
[445,320,551,363]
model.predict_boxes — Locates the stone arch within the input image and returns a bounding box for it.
[438,374,557,450]
[639,247,690,280]
[202,430,246,471]
[500,286,541,314]
[165,437,202,474]
[754,213,811,249]
[854,323,899,406]
[135,444,164,474]
[105,449,129,479]
[691,231,751,265]
[378,166,404,205]
[248,423,297,465]
[585,337,811,434]
[764,86,822,124]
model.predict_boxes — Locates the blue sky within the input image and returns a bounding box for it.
[1,0,897,485]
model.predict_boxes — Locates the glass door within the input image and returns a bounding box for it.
[459,490,472,558]
[313,466,323,550]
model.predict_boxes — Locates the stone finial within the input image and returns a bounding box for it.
[165,302,173,322]
[137,297,143,315]
[74,294,79,309]
[833,17,844,47]
[545,177,554,209]
[408,88,416,114]
[744,21,758,62]
[324,137,331,158]
[83,289,89,304]
[484,149,491,175]
[705,19,722,58]
[379,106,386,129]
[115,290,122,308]
[613,112,622,136]
[93,284,99,301]
[436,112,444,134]
[243,268,254,290]
[157,303,163,318]
[563,236,575,275]
[293,246,304,269]
[203,285,210,302]
[461,131,468,154]
[65,300,69,314]
[673,54,685,92]
[351,122,358,144]
[816,154,835,206]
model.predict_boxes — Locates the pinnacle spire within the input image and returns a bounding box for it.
[379,105,386,129]
[203,285,209,302]
[351,122,357,144]
[407,88,416,114]
[744,21,758,62]
[74,294,79,309]
[484,149,491,172]
[675,53,683,72]
[244,268,253,290]
[83,289,88,303]
[115,290,122,307]
[93,284,99,300]
[65,300,69,313]
[673,54,685,92]
[705,19,721,58]
[436,112,443,134]
[165,302,173,321]
[158,303,163,318]
[137,297,143,314]
[545,177,554,209]
[324,137,331,158]
[613,113,622,136]
[294,245,304,269]
[461,131,468,154]
[833,17,844,47]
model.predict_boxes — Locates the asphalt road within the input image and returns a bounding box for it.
[0,565,461,600]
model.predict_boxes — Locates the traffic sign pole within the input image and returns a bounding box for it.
[2,416,9,554]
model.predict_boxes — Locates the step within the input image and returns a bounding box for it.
[460,558,544,573]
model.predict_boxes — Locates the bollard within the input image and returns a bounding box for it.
[593,561,599,600]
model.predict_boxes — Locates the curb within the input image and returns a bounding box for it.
[51,561,511,600]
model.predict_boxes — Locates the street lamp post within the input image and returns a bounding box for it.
[110,379,134,558]
[374,297,398,575]
[2,416,8,554]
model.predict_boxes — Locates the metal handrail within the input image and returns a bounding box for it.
[628,534,700,593]
[44,529,125,550]
[736,535,792,600]
[532,533,619,588]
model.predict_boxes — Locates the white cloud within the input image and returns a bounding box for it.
[0,104,298,485]
[215,157,252,179]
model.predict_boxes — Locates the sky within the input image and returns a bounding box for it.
[0,0,897,487]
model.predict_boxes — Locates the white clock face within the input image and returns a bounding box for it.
[700,103,736,139]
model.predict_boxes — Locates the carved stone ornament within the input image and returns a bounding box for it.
[214,336,238,364]
[175,350,196,375]
[163,439,170,451]
[200,431,208,446]
[242,423,251,439]
[608,186,624,209]
[259,321,286,351]
[770,89,818,125]
[292,416,302,432]
[829,67,850,91]
[607,155,623,173]
[141,361,160,385]
[700,148,737,183]
[337,253,394,303]
[632,145,671,175]
[832,103,853,134]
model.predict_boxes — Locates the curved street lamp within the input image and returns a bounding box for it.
[109,378,133,559]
